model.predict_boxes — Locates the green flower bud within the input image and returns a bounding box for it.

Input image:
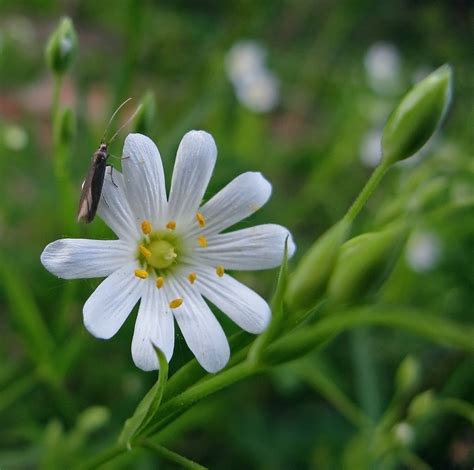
[395,355,420,395]
[45,17,78,75]
[133,90,156,135]
[76,406,110,434]
[285,219,351,311]
[327,223,407,305]
[382,64,453,164]
[408,389,435,421]
[55,106,76,145]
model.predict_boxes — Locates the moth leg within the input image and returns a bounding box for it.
[107,164,119,188]
[102,195,110,208]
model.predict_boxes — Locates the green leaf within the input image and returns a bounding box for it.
[119,345,169,448]
[247,237,290,363]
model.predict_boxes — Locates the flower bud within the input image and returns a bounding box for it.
[45,17,78,75]
[285,219,350,311]
[76,406,110,434]
[408,390,435,420]
[395,355,421,395]
[133,90,156,135]
[327,223,406,305]
[382,64,452,164]
[55,106,76,145]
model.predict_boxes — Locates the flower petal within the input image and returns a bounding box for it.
[121,133,167,227]
[169,275,229,373]
[185,224,296,270]
[83,261,144,339]
[131,278,175,371]
[98,167,141,242]
[41,238,133,279]
[193,265,271,334]
[167,131,217,225]
[186,172,272,238]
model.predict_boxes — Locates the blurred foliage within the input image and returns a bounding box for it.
[0,0,473,469]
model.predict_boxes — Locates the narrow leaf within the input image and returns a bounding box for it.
[248,237,289,363]
[119,345,168,448]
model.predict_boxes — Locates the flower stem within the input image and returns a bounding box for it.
[74,443,128,470]
[343,160,391,223]
[139,441,208,470]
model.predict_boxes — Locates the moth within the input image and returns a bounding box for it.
[77,98,139,223]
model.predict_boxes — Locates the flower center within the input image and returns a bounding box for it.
[147,239,177,269]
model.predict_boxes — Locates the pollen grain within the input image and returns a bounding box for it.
[141,220,152,235]
[196,212,206,228]
[188,272,197,284]
[139,244,151,258]
[169,298,183,309]
[216,265,225,277]
[156,276,164,289]
[166,220,177,230]
[134,269,149,279]
[197,235,208,248]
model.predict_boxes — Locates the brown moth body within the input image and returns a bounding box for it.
[77,143,109,223]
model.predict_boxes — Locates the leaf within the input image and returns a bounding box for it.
[247,236,290,363]
[119,345,169,448]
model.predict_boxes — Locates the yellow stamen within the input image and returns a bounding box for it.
[197,235,208,248]
[166,220,177,230]
[141,220,152,235]
[188,272,197,284]
[169,298,183,309]
[156,276,164,289]
[134,269,149,279]
[196,212,206,228]
[216,265,225,277]
[139,244,151,258]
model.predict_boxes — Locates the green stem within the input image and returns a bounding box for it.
[140,441,207,470]
[294,360,371,428]
[51,74,62,123]
[351,328,381,421]
[74,443,128,470]
[344,160,391,223]
[145,362,263,438]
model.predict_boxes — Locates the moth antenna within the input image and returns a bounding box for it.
[108,103,143,145]
[101,97,133,144]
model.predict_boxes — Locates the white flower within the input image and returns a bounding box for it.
[359,128,382,168]
[41,131,295,373]
[405,231,441,273]
[364,41,402,95]
[225,40,280,113]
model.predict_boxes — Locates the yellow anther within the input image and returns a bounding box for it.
[139,244,151,258]
[169,298,183,309]
[196,212,206,228]
[216,265,225,277]
[197,235,208,248]
[156,276,164,289]
[134,269,149,279]
[188,272,197,284]
[166,220,177,230]
[141,220,152,235]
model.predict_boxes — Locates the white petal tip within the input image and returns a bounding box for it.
[180,130,217,160]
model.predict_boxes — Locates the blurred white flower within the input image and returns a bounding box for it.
[393,422,415,446]
[225,40,280,113]
[235,71,280,113]
[406,231,441,273]
[359,128,382,168]
[364,42,402,95]
[3,125,28,151]
[41,132,295,373]
[226,40,267,85]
